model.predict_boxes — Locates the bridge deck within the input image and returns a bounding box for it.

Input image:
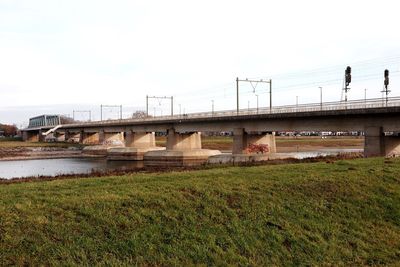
[59,97,400,129]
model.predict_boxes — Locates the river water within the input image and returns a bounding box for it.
[0,149,362,180]
[0,158,144,180]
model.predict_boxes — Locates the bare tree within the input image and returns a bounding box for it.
[131,110,150,119]
[60,116,75,124]
[0,124,18,136]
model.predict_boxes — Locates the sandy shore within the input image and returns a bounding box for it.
[0,147,102,161]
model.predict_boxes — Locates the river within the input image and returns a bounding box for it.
[0,149,362,180]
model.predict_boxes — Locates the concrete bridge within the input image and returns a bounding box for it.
[22,97,400,158]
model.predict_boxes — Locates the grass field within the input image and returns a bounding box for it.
[0,158,399,265]
[156,136,364,151]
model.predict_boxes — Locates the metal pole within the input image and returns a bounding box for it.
[146,95,148,116]
[296,96,298,106]
[364,88,367,107]
[319,86,322,110]
[73,110,75,120]
[171,96,173,116]
[100,105,103,121]
[256,94,259,114]
[269,79,272,112]
[120,105,122,119]
[236,77,239,115]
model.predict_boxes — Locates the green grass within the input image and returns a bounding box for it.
[0,158,399,265]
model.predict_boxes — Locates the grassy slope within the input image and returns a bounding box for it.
[0,158,399,265]
[156,136,363,150]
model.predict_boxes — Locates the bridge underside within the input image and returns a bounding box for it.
[21,107,400,158]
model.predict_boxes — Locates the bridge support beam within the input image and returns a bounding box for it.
[166,128,202,150]
[64,131,70,142]
[81,132,101,145]
[53,132,65,142]
[125,131,156,148]
[83,130,124,156]
[22,131,40,142]
[364,126,384,157]
[102,132,124,145]
[364,126,400,157]
[144,128,220,166]
[108,132,164,161]
[384,135,400,157]
[64,131,82,143]
[38,130,45,142]
[233,128,276,154]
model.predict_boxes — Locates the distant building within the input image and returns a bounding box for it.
[0,130,4,137]
[28,115,61,128]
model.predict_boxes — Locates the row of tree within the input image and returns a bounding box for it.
[0,124,18,137]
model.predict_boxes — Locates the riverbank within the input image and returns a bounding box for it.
[0,141,86,161]
[0,157,399,265]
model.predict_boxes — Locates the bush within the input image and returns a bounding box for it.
[246,143,269,154]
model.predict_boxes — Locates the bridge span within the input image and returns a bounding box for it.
[22,97,400,157]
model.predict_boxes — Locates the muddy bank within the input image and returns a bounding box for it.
[0,146,93,161]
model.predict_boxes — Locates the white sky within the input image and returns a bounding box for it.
[1,0,400,126]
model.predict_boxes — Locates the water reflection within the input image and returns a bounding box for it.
[0,158,144,179]
[278,148,362,159]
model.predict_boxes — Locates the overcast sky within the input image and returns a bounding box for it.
[1,0,400,126]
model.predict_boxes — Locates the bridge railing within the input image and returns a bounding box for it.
[67,96,400,126]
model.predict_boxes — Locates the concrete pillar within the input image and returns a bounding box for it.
[99,130,105,144]
[166,128,202,151]
[22,131,28,141]
[79,131,84,144]
[55,132,65,142]
[364,126,385,157]
[82,132,100,144]
[38,130,45,142]
[384,136,400,157]
[23,131,40,142]
[63,131,71,142]
[102,132,124,145]
[233,128,276,154]
[66,132,81,143]
[125,131,156,148]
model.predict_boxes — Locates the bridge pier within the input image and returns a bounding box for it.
[65,131,82,143]
[102,132,124,145]
[53,132,65,142]
[108,131,164,160]
[81,132,101,145]
[144,128,220,166]
[364,127,384,157]
[22,131,40,142]
[64,131,70,142]
[166,129,202,150]
[232,128,276,154]
[364,126,400,157]
[38,130,45,142]
[125,131,156,148]
[83,130,124,155]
